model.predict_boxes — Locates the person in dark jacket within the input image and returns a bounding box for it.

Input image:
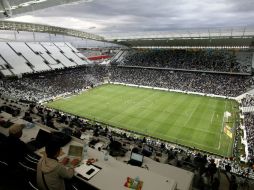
[229,175,238,190]
[5,123,28,169]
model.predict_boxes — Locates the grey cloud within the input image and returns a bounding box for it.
[8,0,254,34]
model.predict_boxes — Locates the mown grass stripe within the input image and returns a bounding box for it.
[46,84,237,156]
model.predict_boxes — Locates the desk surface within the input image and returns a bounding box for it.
[84,147,176,190]
[119,149,193,190]
[37,141,176,190]
[0,112,38,143]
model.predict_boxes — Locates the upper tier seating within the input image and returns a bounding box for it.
[8,42,51,72]
[0,42,89,76]
[0,42,33,75]
[119,50,253,73]
[40,42,78,67]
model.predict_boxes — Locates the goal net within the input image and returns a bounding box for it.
[103,77,110,83]
[224,111,231,123]
[223,111,233,138]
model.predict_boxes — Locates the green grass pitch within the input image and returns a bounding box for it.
[46,84,238,156]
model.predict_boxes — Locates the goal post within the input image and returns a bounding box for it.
[103,77,110,83]
[224,111,231,123]
[223,111,233,138]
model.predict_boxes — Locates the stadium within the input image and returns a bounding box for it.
[0,0,254,190]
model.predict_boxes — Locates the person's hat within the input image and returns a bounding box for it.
[9,123,25,135]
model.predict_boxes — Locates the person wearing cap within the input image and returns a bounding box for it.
[5,123,28,168]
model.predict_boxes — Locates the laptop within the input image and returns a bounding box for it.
[68,145,83,159]
[61,145,83,167]
[27,129,51,151]
[128,152,144,167]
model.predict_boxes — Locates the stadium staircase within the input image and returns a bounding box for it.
[110,50,123,62]
[110,50,128,63]
[242,106,254,113]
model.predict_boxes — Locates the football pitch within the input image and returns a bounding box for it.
[46,84,238,156]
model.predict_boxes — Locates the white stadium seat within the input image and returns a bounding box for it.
[41,42,77,67]
[0,42,91,76]
[0,42,33,75]
[0,56,12,76]
[54,42,86,65]
[8,42,51,72]
[65,42,92,64]
[26,42,65,69]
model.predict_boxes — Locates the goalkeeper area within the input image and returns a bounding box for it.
[46,84,238,156]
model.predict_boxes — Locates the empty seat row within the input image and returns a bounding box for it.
[0,42,89,77]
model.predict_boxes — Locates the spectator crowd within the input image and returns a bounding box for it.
[111,67,253,97]
[241,95,254,163]
[119,49,252,73]
[243,113,254,161]
[0,65,253,103]
[242,95,254,107]
[0,65,109,102]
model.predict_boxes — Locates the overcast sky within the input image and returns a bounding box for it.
[8,0,254,36]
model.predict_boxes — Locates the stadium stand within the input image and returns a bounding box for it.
[0,42,90,76]
[1,41,254,189]
[118,49,253,73]
[0,65,108,102]
[110,50,125,63]
[241,95,254,161]
[26,42,65,70]
[65,42,92,64]
[0,56,12,76]
[54,42,86,65]
[242,112,254,160]
[1,64,252,102]
[235,52,253,73]
[8,42,51,72]
[242,95,254,107]
[78,49,102,58]
[110,66,253,97]
[0,42,33,75]
[40,42,78,67]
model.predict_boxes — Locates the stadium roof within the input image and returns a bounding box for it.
[0,0,93,18]
[0,1,253,48]
[0,21,253,48]
[105,27,254,40]
[105,27,254,48]
[0,20,104,41]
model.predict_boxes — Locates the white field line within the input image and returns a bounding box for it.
[183,103,199,127]
[218,100,228,150]
[211,112,215,124]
